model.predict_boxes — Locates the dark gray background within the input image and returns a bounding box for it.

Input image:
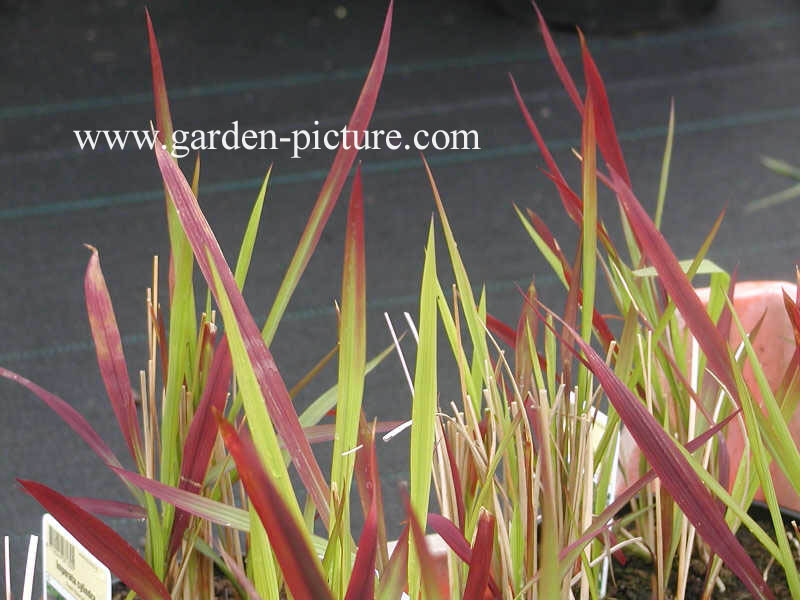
[3,0,800,590]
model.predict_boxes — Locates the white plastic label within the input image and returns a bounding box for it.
[42,514,111,600]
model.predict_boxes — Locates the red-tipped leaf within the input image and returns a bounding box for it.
[344,470,378,600]
[428,514,501,598]
[463,510,496,600]
[84,246,143,467]
[403,491,447,600]
[532,3,583,114]
[145,8,173,147]
[262,1,392,342]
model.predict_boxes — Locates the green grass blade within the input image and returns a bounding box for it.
[329,168,368,596]
[654,100,675,230]
[234,165,271,290]
[425,157,488,406]
[408,220,439,600]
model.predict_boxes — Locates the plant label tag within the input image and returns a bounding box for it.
[42,514,112,600]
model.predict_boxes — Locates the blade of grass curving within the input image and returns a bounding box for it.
[69,498,146,520]
[84,246,143,468]
[154,141,330,525]
[330,167,368,594]
[261,2,392,345]
[115,467,250,531]
[217,416,333,600]
[537,304,773,599]
[403,491,446,600]
[0,368,123,471]
[463,509,496,600]
[169,337,233,554]
[408,220,439,599]
[234,166,271,290]
[19,480,169,600]
[608,168,737,398]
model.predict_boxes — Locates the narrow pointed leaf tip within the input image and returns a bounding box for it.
[84,246,143,467]
[18,480,169,600]
[262,1,392,343]
[216,414,333,600]
[145,8,173,145]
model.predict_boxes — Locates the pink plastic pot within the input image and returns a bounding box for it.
[618,281,800,512]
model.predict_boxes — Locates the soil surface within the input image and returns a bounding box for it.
[606,508,799,599]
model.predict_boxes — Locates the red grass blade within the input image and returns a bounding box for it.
[427,514,500,598]
[608,169,737,399]
[19,480,169,600]
[144,8,173,147]
[216,416,333,600]
[169,337,233,555]
[0,368,122,470]
[69,497,146,520]
[403,490,447,600]
[579,32,630,186]
[354,417,389,570]
[262,1,392,343]
[537,304,772,599]
[463,510,496,600]
[486,314,516,348]
[510,74,582,224]
[344,472,378,600]
[531,3,583,114]
[154,140,331,526]
[84,246,143,467]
